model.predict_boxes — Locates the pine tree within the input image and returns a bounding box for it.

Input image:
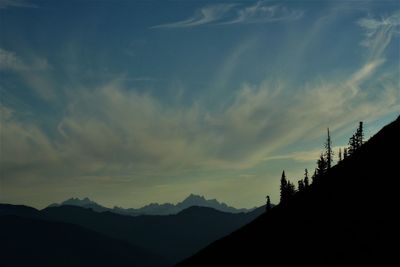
[298,180,305,192]
[325,128,333,169]
[304,169,309,188]
[348,122,365,156]
[280,171,288,203]
[338,148,342,162]
[348,134,357,155]
[316,153,328,176]
[312,169,317,184]
[287,181,296,197]
[343,148,348,159]
[266,195,272,212]
[356,121,364,147]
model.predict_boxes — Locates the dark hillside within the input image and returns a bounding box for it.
[177,116,400,267]
[0,216,169,267]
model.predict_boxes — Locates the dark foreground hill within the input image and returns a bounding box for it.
[177,116,400,267]
[0,203,264,264]
[0,215,168,267]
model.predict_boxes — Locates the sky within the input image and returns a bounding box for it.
[0,0,399,209]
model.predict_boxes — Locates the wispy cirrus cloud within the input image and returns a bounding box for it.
[1,56,398,183]
[0,48,55,101]
[357,10,400,60]
[222,2,304,25]
[152,1,303,28]
[151,4,237,29]
[2,10,399,182]
[0,0,37,9]
[0,48,26,71]
[0,48,50,71]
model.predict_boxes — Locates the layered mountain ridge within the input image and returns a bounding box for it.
[49,193,253,216]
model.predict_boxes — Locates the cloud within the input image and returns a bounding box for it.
[222,2,304,25]
[0,48,51,71]
[0,48,54,101]
[357,11,400,60]
[0,0,37,9]
[0,48,25,70]
[152,1,303,28]
[264,145,349,163]
[151,4,237,29]
[1,56,398,183]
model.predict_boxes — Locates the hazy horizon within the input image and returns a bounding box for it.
[1,0,399,209]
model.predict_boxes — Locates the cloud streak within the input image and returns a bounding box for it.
[0,0,37,9]
[1,56,398,183]
[0,48,50,71]
[357,10,400,60]
[221,2,304,25]
[2,8,400,180]
[0,48,26,71]
[152,4,237,29]
[0,48,54,101]
[152,1,303,28]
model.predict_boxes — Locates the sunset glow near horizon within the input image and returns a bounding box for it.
[0,0,399,209]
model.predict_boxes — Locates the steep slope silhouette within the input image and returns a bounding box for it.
[0,215,169,267]
[0,203,264,264]
[176,116,400,267]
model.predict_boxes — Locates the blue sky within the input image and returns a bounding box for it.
[0,0,399,209]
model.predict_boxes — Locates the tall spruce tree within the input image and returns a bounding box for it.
[316,153,328,176]
[280,171,288,203]
[325,128,333,169]
[338,148,342,162]
[312,169,317,184]
[266,195,272,212]
[348,134,357,155]
[304,169,309,187]
[298,180,305,192]
[287,181,296,197]
[356,121,364,147]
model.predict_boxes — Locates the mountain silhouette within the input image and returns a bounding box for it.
[176,116,400,267]
[0,203,264,264]
[49,194,252,216]
[49,197,109,212]
[0,215,169,267]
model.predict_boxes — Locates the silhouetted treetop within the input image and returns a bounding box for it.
[266,196,272,212]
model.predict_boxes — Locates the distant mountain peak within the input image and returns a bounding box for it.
[176,194,249,214]
[49,197,109,213]
[50,194,254,216]
[181,194,206,203]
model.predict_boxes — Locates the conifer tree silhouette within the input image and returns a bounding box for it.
[316,153,328,176]
[311,169,317,184]
[280,171,288,203]
[304,169,309,188]
[266,195,272,212]
[348,134,357,155]
[338,148,342,162]
[298,180,305,192]
[325,128,333,169]
[287,181,296,197]
[356,121,364,147]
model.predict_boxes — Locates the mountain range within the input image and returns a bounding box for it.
[176,117,400,266]
[0,201,264,265]
[49,193,253,216]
